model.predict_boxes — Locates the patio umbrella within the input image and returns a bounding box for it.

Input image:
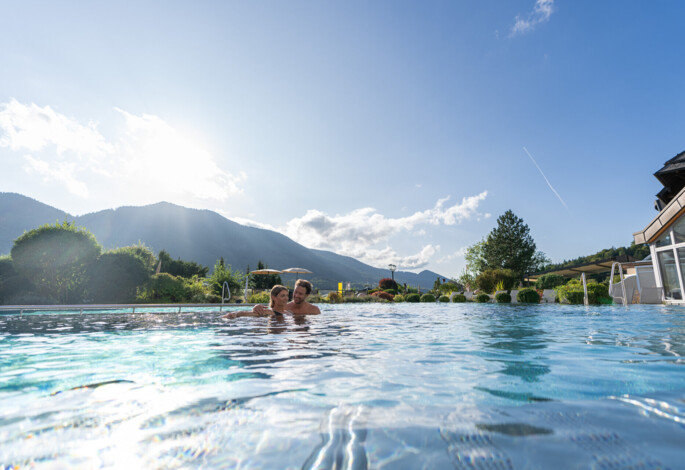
[250,269,283,275]
[244,269,284,299]
[282,267,312,280]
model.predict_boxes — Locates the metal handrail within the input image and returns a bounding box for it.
[609,262,628,306]
[222,281,231,303]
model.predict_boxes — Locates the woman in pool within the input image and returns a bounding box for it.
[222,285,291,319]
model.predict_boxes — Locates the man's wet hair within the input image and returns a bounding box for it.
[295,279,312,295]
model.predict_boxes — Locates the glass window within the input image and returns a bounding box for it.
[673,216,685,244]
[658,250,682,300]
[656,229,672,247]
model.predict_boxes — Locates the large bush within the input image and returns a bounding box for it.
[475,269,517,294]
[420,293,436,302]
[517,288,540,303]
[438,295,450,302]
[495,292,512,303]
[557,280,611,305]
[158,250,209,278]
[393,294,405,302]
[248,291,270,303]
[535,274,566,290]
[138,273,188,303]
[475,293,491,303]
[379,278,399,290]
[11,221,102,303]
[88,249,150,303]
[327,291,344,303]
[452,293,467,303]
[406,293,421,303]
[372,291,394,301]
[208,258,244,299]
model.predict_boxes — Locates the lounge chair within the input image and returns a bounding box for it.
[510,290,519,303]
[542,289,556,303]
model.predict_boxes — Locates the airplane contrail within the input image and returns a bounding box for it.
[523,146,568,210]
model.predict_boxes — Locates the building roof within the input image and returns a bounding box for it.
[655,149,685,206]
[634,183,685,245]
[525,255,638,282]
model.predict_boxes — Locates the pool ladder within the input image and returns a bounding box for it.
[608,262,628,307]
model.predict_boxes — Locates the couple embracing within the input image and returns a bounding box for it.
[222,279,320,319]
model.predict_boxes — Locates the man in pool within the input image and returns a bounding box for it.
[253,279,321,316]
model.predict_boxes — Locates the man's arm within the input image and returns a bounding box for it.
[222,308,273,319]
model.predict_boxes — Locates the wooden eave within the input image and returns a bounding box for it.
[633,184,685,245]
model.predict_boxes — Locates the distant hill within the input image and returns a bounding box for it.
[0,193,445,290]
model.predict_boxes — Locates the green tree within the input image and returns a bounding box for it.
[11,221,102,303]
[464,238,488,276]
[208,258,244,299]
[0,255,32,304]
[482,210,537,283]
[87,248,151,303]
[158,250,209,278]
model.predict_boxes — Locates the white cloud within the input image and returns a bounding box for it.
[511,0,554,36]
[0,99,246,205]
[280,192,487,269]
[0,99,113,157]
[23,155,90,198]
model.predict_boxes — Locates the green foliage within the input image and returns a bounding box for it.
[404,286,418,294]
[438,280,462,294]
[11,221,102,303]
[326,291,343,303]
[250,261,283,289]
[438,295,450,302]
[475,268,516,294]
[393,294,405,302]
[248,291,271,303]
[535,274,566,290]
[452,293,467,303]
[482,210,537,283]
[420,293,435,302]
[383,288,398,295]
[158,250,209,278]
[495,292,512,303]
[379,278,398,290]
[464,238,488,277]
[475,293,491,303]
[88,249,150,303]
[122,243,157,273]
[406,293,421,303]
[517,288,540,303]
[208,258,244,299]
[0,255,32,304]
[556,280,611,305]
[137,273,188,303]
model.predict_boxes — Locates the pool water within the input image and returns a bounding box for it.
[1,303,684,468]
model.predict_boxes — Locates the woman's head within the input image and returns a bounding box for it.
[269,285,289,309]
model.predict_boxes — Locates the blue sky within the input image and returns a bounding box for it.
[1,0,684,278]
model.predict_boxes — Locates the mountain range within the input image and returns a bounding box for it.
[0,192,446,290]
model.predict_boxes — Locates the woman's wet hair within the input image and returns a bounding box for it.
[269,285,289,308]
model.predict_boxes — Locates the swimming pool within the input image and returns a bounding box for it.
[1,303,683,468]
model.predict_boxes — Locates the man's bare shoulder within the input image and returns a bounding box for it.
[286,301,321,315]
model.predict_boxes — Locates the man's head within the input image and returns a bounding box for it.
[293,279,313,304]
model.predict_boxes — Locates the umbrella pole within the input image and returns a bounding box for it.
[244,274,249,301]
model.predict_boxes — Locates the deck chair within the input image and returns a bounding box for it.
[542,289,556,303]
[510,290,519,303]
